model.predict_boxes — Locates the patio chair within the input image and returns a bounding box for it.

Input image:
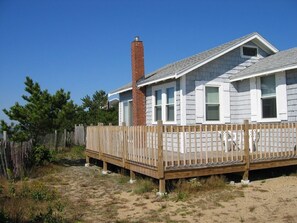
[249,129,260,152]
[220,131,238,152]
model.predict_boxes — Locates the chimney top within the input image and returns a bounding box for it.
[134,36,140,41]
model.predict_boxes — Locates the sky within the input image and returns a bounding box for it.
[0,0,297,122]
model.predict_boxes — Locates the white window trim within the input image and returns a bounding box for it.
[121,99,133,126]
[152,82,176,125]
[195,81,230,124]
[250,72,287,123]
[240,45,259,59]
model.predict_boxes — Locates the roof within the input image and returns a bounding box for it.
[109,32,278,96]
[109,82,132,96]
[230,47,297,82]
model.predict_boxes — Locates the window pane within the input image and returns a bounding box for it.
[166,87,174,104]
[155,106,162,121]
[243,47,257,57]
[166,105,174,121]
[261,75,276,97]
[206,105,220,121]
[206,87,219,104]
[129,101,133,125]
[123,101,133,126]
[262,98,277,118]
[155,90,162,105]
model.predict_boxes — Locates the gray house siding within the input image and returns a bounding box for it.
[286,68,297,122]
[146,86,152,125]
[230,79,251,123]
[185,41,268,124]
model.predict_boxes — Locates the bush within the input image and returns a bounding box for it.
[32,145,53,166]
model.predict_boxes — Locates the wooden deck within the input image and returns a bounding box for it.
[85,121,297,193]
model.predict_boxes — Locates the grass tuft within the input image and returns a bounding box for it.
[133,179,157,194]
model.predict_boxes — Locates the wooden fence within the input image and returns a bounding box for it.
[39,125,86,150]
[86,121,297,193]
[0,140,32,179]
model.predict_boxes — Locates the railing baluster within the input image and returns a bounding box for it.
[171,126,174,167]
[194,126,197,165]
[177,127,180,167]
[200,125,203,165]
[216,125,219,163]
[189,126,192,165]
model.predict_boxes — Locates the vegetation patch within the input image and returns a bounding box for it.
[133,178,157,195]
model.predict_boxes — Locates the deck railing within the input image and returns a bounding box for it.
[86,121,297,170]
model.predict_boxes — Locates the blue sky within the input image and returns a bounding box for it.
[1,0,297,122]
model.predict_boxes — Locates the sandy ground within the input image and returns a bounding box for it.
[42,163,297,223]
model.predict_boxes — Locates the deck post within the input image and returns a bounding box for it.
[242,119,250,184]
[85,155,90,167]
[129,170,136,184]
[102,161,108,175]
[157,120,166,195]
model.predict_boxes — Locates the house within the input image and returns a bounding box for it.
[109,32,297,126]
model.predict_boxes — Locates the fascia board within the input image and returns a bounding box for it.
[108,87,132,97]
[230,64,297,82]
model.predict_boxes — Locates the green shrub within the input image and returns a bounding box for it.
[32,145,53,166]
[32,206,64,223]
[30,182,57,201]
[0,207,10,223]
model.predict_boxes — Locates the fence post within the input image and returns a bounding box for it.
[54,130,58,150]
[63,129,67,148]
[157,120,165,195]
[242,119,250,184]
[3,131,7,142]
[122,122,127,169]
[0,132,8,178]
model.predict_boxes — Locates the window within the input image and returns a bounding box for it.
[123,100,133,126]
[166,87,175,121]
[241,46,258,57]
[152,83,176,124]
[205,87,220,121]
[250,72,287,122]
[261,75,277,118]
[196,81,230,124]
[154,90,162,122]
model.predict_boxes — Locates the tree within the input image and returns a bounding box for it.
[2,77,77,143]
[81,90,118,125]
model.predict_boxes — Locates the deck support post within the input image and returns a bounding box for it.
[102,161,108,174]
[85,156,90,167]
[242,119,250,184]
[157,120,166,195]
[157,179,166,196]
[129,170,136,184]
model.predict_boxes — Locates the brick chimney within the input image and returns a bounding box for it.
[131,36,146,126]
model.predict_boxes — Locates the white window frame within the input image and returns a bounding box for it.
[240,45,259,58]
[260,75,277,119]
[205,86,220,122]
[152,82,176,125]
[195,81,230,124]
[250,72,288,123]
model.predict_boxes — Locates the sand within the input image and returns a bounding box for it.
[45,164,297,223]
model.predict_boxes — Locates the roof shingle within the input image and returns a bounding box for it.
[230,47,297,81]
